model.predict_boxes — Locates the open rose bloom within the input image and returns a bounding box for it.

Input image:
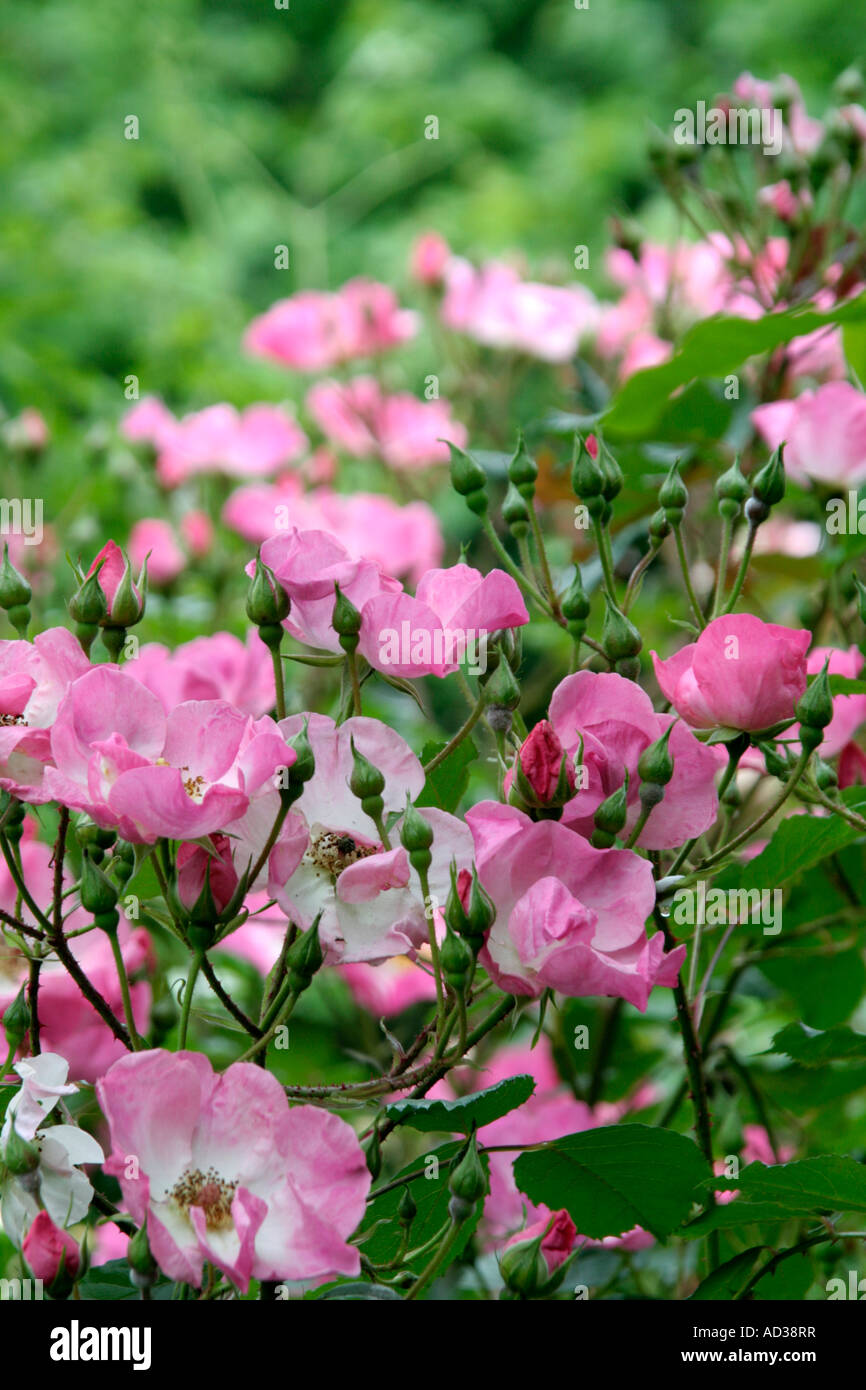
[98,1051,370,1290]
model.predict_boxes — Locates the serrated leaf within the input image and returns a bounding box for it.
[687,1155,866,1236]
[733,789,866,895]
[385,1074,534,1133]
[604,293,866,438]
[513,1123,710,1240]
[417,737,477,813]
[768,1023,866,1067]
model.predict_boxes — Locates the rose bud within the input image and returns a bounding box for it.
[22,1211,81,1285]
[505,720,576,814]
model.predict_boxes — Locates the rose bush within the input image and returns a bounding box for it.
[3,66,866,1310]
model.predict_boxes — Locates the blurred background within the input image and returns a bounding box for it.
[1,0,861,421]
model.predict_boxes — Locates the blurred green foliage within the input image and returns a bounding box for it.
[1,0,863,422]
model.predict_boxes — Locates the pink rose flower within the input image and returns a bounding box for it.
[441,257,599,361]
[176,834,239,916]
[652,614,810,732]
[504,720,575,809]
[268,713,473,963]
[752,383,866,487]
[258,531,527,677]
[548,671,720,849]
[128,519,186,587]
[758,180,812,222]
[466,802,685,1008]
[85,540,144,622]
[502,1209,577,1279]
[129,631,276,719]
[23,1211,81,1283]
[223,475,443,586]
[338,957,438,1016]
[307,377,467,470]
[97,1049,371,1290]
[410,231,451,285]
[244,279,417,370]
[122,399,308,486]
[44,667,295,843]
[179,510,214,557]
[0,629,92,803]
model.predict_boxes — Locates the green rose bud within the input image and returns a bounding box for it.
[637,723,675,787]
[659,460,688,523]
[601,594,642,662]
[332,583,362,655]
[502,482,531,539]
[80,849,120,919]
[349,737,386,823]
[3,986,30,1053]
[590,771,630,848]
[715,457,750,520]
[448,442,488,516]
[286,913,324,994]
[448,1132,487,1206]
[508,432,538,500]
[795,658,833,752]
[246,555,290,628]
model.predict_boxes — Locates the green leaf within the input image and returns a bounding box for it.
[604,293,866,438]
[690,1246,767,1300]
[385,1074,535,1133]
[417,737,477,813]
[360,1141,486,1275]
[513,1123,710,1240]
[77,1258,175,1300]
[688,1155,866,1235]
[760,948,866,1029]
[733,789,866,896]
[750,1250,816,1301]
[768,1023,866,1067]
[828,676,866,696]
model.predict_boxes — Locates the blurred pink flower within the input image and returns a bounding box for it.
[244,279,417,370]
[223,475,443,586]
[338,957,438,1016]
[441,257,599,361]
[410,231,451,285]
[122,399,308,486]
[307,377,467,470]
[128,519,186,587]
[180,510,214,557]
[752,383,866,487]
